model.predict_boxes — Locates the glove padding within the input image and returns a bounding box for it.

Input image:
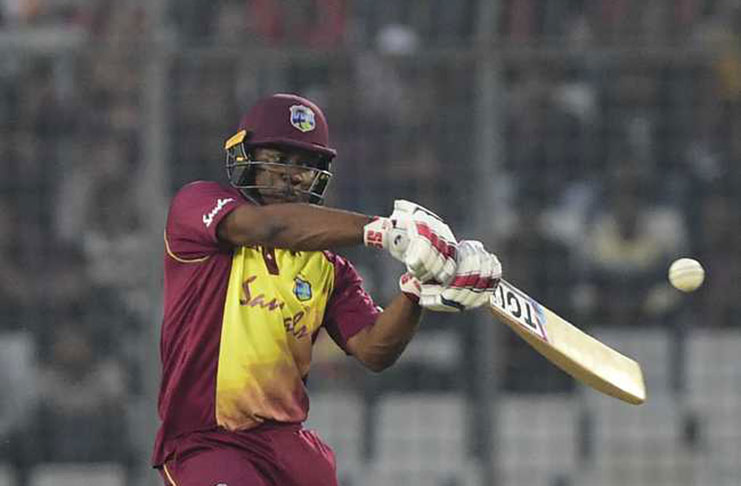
[418,240,502,312]
[364,200,458,284]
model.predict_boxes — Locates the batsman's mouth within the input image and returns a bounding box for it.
[259,188,309,204]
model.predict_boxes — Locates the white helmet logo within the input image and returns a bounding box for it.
[289,104,316,133]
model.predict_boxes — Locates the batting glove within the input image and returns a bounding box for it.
[418,240,502,312]
[364,200,458,285]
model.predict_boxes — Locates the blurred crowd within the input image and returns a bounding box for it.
[0,0,740,483]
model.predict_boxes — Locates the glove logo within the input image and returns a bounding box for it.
[289,104,316,132]
[293,276,312,301]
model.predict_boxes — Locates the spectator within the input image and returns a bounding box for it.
[32,316,130,464]
[580,158,687,327]
[506,65,595,204]
[598,66,662,172]
[43,242,145,396]
[82,165,150,319]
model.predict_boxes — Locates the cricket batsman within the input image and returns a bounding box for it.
[152,93,502,485]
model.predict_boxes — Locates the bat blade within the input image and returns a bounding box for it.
[488,279,646,405]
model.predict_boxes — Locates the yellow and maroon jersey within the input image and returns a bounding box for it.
[152,181,379,466]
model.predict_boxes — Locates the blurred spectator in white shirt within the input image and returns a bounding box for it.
[579,158,687,327]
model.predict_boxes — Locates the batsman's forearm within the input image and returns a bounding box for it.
[352,294,423,372]
[222,203,373,250]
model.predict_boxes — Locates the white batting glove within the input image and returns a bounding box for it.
[364,200,458,284]
[418,240,502,312]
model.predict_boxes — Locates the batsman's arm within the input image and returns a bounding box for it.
[218,203,372,250]
[344,293,423,372]
[218,199,460,287]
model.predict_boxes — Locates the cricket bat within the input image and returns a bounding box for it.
[488,279,646,405]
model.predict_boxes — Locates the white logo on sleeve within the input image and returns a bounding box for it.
[203,198,234,227]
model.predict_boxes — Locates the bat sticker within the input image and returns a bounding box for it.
[492,281,549,342]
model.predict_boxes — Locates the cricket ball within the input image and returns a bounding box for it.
[668,258,705,293]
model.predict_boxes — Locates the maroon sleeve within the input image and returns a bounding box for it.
[322,252,380,354]
[165,181,245,260]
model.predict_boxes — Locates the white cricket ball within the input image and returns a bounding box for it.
[668,258,705,292]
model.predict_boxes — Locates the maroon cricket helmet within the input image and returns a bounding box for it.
[237,93,337,158]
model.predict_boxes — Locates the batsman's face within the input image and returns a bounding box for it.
[251,147,318,204]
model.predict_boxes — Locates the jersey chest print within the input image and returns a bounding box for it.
[231,247,331,344]
[240,274,310,340]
